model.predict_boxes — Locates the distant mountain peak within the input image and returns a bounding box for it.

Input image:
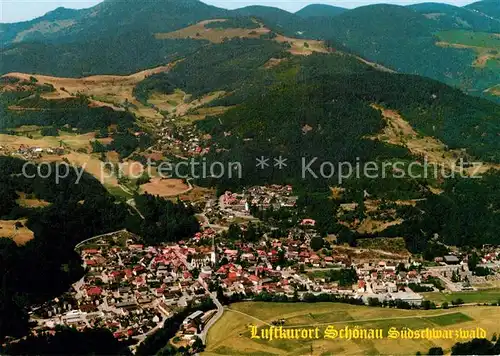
[295,4,347,18]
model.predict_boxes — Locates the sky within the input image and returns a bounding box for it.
[1,0,478,23]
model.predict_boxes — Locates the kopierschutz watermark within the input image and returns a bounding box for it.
[301,156,483,184]
[19,156,483,184]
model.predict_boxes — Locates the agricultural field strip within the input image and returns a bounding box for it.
[224,307,471,328]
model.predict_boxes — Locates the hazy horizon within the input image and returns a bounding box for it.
[1,0,478,23]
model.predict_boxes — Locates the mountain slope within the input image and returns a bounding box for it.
[0,34,205,77]
[233,5,306,35]
[0,7,82,45]
[1,0,227,46]
[409,2,500,32]
[297,4,500,98]
[3,0,500,100]
[466,0,500,21]
[295,4,347,18]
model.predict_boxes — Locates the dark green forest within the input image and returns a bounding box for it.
[2,327,131,355]
[135,38,288,99]
[0,92,136,133]
[3,0,500,104]
[134,193,200,245]
[0,35,207,78]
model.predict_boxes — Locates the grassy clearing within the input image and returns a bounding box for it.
[306,269,337,280]
[357,237,409,255]
[179,186,215,202]
[4,66,173,120]
[370,104,462,171]
[16,192,51,208]
[424,312,473,326]
[370,104,500,176]
[436,30,500,68]
[422,288,500,305]
[0,219,34,245]
[155,20,328,56]
[139,178,189,197]
[275,35,328,56]
[155,19,270,44]
[437,30,500,49]
[205,302,499,356]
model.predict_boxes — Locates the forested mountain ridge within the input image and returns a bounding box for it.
[409,2,500,32]
[466,0,500,20]
[295,4,347,18]
[3,0,500,102]
[1,0,227,46]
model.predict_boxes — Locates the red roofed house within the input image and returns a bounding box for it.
[300,218,316,227]
[249,274,260,285]
[86,286,102,297]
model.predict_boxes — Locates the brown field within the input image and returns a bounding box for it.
[38,151,118,186]
[0,132,96,156]
[179,186,215,202]
[275,35,328,55]
[178,105,232,126]
[156,20,327,56]
[436,41,500,68]
[147,90,186,112]
[0,129,169,196]
[16,192,51,208]
[334,244,411,260]
[0,219,35,245]
[144,151,164,161]
[356,237,410,255]
[42,152,150,185]
[140,177,190,197]
[148,90,227,119]
[370,104,454,168]
[120,160,146,177]
[330,186,346,199]
[155,19,269,43]
[338,198,410,235]
[2,65,174,120]
[264,57,288,69]
[356,218,404,234]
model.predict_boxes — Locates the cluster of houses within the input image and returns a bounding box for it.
[213,238,431,306]
[157,126,210,158]
[220,185,298,216]
[13,145,65,160]
[29,224,442,346]
[480,250,500,266]
[429,249,500,292]
[30,234,215,342]
[26,186,500,349]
